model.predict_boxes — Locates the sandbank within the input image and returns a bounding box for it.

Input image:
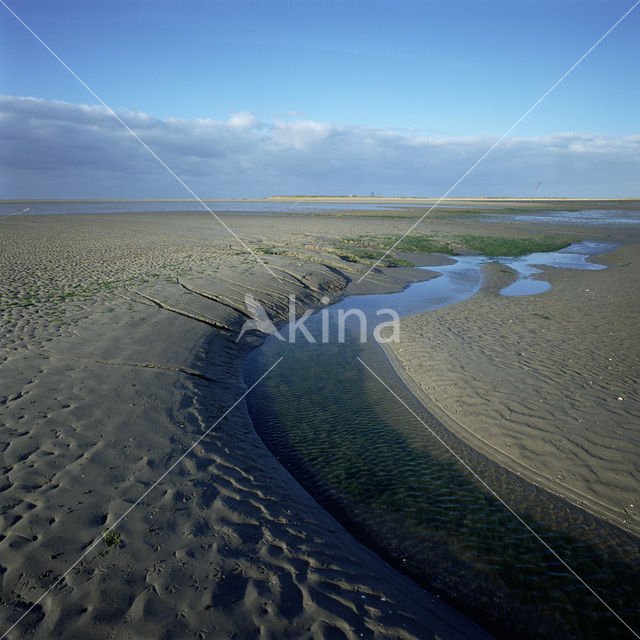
[0,211,490,639]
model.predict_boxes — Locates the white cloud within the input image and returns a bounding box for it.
[1,95,638,198]
[227,111,260,130]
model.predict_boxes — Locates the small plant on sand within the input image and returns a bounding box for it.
[343,233,574,259]
[96,528,122,558]
[386,234,455,255]
[343,234,454,255]
[336,241,414,267]
[451,234,572,257]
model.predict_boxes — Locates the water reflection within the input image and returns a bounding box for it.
[244,241,640,638]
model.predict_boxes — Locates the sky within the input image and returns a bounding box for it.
[1,0,639,198]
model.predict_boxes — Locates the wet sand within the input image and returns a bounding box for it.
[387,226,640,536]
[0,212,490,639]
[2,203,639,638]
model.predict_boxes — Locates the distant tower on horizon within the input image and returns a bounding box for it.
[370,191,375,197]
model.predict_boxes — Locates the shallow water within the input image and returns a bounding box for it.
[481,208,640,226]
[275,241,612,340]
[0,199,417,216]
[244,242,640,639]
[495,240,609,296]
[4,201,639,222]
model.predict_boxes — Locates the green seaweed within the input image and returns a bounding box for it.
[451,234,573,257]
[339,233,575,259]
[96,528,121,558]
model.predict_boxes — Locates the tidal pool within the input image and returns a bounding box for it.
[244,242,639,639]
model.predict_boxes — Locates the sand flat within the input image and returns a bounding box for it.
[2,203,639,638]
[0,212,490,639]
[388,241,640,535]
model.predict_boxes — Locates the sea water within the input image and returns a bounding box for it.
[244,242,640,639]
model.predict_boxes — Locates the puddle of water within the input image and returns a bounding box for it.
[501,279,551,296]
[492,242,610,296]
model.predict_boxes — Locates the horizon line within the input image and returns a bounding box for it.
[2,195,640,203]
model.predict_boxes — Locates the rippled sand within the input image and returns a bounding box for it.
[0,212,489,639]
[389,237,640,536]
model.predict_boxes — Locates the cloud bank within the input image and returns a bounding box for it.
[1,95,638,198]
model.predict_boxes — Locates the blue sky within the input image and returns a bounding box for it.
[1,0,639,197]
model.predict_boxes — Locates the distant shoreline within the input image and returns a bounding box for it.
[267,195,640,202]
[2,196,640,204]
